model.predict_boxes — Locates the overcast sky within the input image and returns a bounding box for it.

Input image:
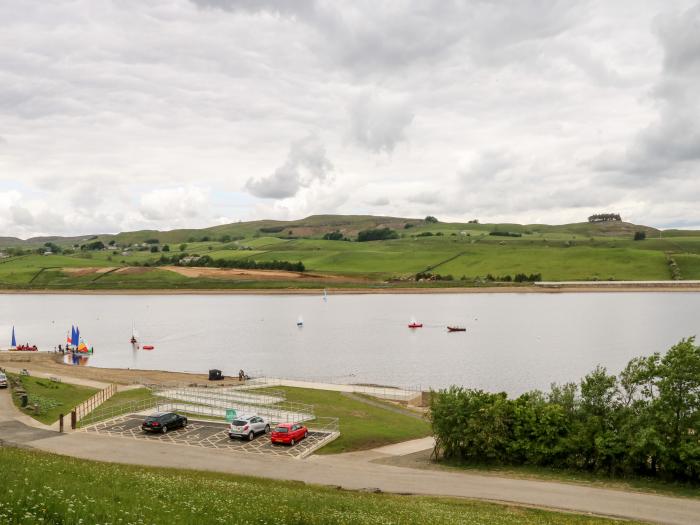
[1,0,699,238]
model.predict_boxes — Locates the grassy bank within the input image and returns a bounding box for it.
[0,447,640,524]
[8,374,98,424]
[278,386,431,454]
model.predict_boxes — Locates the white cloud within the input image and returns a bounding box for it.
[139,187,210,222]
[0,0,699,236]
[348,92,414,153]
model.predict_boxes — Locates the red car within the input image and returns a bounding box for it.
[271,422,308,446]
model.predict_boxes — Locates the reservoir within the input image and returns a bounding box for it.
[3,292,698,395]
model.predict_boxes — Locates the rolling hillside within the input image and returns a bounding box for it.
[1,215,699,289]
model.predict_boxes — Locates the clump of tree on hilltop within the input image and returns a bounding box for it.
[146,253,305,272]
[357,228,399,242]
[588,213,622,223]
[430,337,700,483]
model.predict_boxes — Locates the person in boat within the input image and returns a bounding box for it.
[130,336,137,344]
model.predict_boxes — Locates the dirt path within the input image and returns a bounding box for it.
[0,353,244,386]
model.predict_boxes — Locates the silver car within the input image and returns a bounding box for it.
[0,373,7,389]
[228,415,270,441]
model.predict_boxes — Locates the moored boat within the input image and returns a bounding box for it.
[408,322,423,328]
[447,326,466,332]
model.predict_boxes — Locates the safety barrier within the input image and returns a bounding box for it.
[73,383,117,425]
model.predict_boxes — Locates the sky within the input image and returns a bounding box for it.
[1,0,699,238]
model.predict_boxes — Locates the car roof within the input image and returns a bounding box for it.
[276,422,294,428]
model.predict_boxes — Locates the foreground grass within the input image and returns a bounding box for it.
[277,386,431,454]
[9,374,98,424]
[0,447,640,525]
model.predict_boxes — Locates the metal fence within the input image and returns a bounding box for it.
[250,376,425,403]
[153,385,314,423]
[79,396,158,427]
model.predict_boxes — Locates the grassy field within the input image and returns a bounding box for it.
[277,386,431,454]
[8,374,98,424]
[2,215,700,289]
[0,447,641,525]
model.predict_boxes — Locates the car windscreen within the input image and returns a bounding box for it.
[274,427,289,433]
[145,415,165,422]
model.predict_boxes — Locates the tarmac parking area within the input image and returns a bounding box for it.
[81,415,333,459]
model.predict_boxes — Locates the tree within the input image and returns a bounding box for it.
[357,228,399,242]
[162,244,170,252]
[179,243,187,252]
[634,231,646,241]
[425,216,438,223]
[108,240,116,246]
[588,213,622,223]
[323,231,345,241]
[220,235,232,242]
[150,245,159,253]
[144,238,160,244]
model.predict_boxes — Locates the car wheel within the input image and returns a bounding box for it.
[248,431,254,441]
[303,431,308,439]
[290,438,295,446]
[264,424,270,434]
[162,425,168,434]
[182,418,188,428]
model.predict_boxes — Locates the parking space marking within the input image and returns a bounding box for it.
[81,415,333,459]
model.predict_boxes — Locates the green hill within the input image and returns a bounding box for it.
[1,215,699,289]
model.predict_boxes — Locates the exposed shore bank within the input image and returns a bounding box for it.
[2,281,700,295]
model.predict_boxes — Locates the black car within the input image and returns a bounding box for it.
[142,412,188,434]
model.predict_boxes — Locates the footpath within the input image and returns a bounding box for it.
[1,381,700,524]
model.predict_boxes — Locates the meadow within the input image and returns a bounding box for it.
[2,215,700,289]
[0,447,642,524]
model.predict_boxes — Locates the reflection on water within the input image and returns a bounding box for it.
[63,353,91,366]
[3,292,700,394]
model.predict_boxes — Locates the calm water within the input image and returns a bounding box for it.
[2,292,699,395]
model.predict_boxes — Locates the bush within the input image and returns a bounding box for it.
[322,231,345,241]
[425,216,438,223]
[357,228,399,242]
[431,337,700,482]
[489,231,522,238]
[259,226,285,233]
[634,231,646,241]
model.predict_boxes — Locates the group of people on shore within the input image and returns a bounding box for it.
[12,343,38,351]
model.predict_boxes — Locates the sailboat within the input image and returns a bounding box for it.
[323,289,328,302]
[297,315,304,327]
[11,325,16,348]
[130,321,138,345]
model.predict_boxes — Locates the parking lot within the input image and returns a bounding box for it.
[81,415,335,459]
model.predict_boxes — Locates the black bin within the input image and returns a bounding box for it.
[208,369,223,381]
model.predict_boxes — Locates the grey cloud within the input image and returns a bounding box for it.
[349,93,414,153]
[595,4,700,184]
[407,191,443,205]
[367,196,390,206]
[246,135,333,199]
[10,205,34,226]
[460,151,515,184]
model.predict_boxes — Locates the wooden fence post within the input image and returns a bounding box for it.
[70,410,76,430]
[59,413,64,433]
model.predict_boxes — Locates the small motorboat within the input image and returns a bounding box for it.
[297,315,304,327]
[447,326,466,332]
[408,322,423,328]
[142,345,155,350]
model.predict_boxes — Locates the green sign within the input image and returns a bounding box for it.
[225,408,237,422]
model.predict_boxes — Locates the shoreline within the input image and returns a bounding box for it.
[1,284,700,295]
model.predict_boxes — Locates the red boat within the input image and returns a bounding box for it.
[142,345,155,350]
[447,326,466,332]
[408,323,423,328]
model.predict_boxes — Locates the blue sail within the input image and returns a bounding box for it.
[11,326,16,347]
[75,326,80,346]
